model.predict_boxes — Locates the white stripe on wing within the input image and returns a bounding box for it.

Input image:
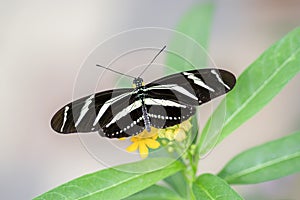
[145,84,198,100]
[93,91,133,126]
[183,72,215,92]
[75,94,95,127]
[60,106,69,132]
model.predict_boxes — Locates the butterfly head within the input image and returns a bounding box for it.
[133,77,144,88]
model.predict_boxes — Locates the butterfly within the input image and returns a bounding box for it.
[51,69,235,138]
[51,47,236,138]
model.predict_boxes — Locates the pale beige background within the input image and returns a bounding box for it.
[1,0,300,199]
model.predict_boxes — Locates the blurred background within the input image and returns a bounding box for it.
[1,0,300,199]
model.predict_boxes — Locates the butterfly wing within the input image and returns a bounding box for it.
[143,68,235,129]
[51,88,138,134]
[143,98,196,128]
[101,98,146,138]
[145,68,236,106]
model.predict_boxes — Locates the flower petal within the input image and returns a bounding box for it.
[158,129,166,138]
[126,141,139,152]
[180,119,192,132]
[150,127,158,134]
[165,129,175,140]
[174,128,187,142]
[139,142,149,159]
[130,136,139,142]
[137,127,158,138]
[144,139,160,149]
[151,133,159,140]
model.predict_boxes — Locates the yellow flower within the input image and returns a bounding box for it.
[125,118,193,158]
[158,118,192,142]
[126,127,160,159]
[179,119,192,132]
[173,128,186,142]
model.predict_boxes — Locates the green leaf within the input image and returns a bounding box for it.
[199,27,300,154]
[218,131,300,184]
[34,158,184,200]
[193,173,243,200]
[165,3,214,72]
[124,184,183,200]
[164,171,188,198]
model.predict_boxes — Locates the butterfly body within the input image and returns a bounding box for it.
[132,77,151,132]
[51,68,236,138]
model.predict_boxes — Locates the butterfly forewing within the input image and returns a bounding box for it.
[145,68,236,106]
[51,88,133,134]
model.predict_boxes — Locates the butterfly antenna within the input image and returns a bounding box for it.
[138,45,166,78]
[96,64,135,79]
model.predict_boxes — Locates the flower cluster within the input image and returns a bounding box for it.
[125,118,192,158]
[158,119,192,142]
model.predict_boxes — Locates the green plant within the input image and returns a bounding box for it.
[35,3,300,200]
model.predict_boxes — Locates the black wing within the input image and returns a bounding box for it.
[144,99,196,128]
[143,68,235,128]
[145,68,236,106]
[51,88,144,136]
[101,98,146,138]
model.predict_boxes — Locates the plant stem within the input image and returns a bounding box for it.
[182,147,197,200]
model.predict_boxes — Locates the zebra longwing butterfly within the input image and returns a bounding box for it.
[51,68,236,138]
[51,46,236,138]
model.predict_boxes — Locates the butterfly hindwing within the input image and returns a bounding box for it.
[144,99,196,129]
[102,99,145,138]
